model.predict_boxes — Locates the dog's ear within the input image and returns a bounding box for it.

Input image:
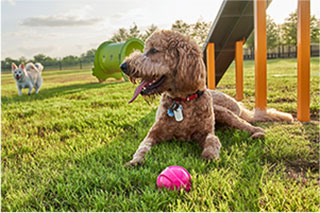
[175,40,206,93]
[19,63,25,69]
[12,63,17,72]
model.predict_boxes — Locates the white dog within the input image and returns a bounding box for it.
[12,62,43,96]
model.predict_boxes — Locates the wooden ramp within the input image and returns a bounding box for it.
[202,0,272,85]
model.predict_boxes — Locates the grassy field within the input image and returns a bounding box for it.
[1,58,319,211]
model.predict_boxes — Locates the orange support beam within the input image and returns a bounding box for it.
[297,0,310,122]
[254,0,267,111]
[206,43,215,90]
[235,40,244,101]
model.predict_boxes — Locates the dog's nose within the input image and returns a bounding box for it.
[120,62,129,75]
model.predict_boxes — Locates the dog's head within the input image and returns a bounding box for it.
[121,30,206,103]
[12,63,26,81]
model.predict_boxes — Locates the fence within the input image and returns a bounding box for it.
[2,44,319,72]
[1,62,93,73]
[43,62,93,71]
[243,44,319,60]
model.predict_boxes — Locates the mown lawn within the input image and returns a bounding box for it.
[1,58,319,211]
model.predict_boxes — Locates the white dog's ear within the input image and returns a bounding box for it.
[19,63,25,69]
[12,63,17,72]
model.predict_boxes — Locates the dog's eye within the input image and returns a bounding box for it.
[148,48,159,55]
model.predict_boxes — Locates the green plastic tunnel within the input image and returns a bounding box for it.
[92,38,144,81]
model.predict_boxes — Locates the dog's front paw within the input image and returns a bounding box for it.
[201,146,220,160]
[251,131,265,139]
[125,158,144,166]
[251,127,265,139]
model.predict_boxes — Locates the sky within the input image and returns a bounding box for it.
[1,0,319,60]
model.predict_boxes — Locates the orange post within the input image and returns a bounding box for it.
[297,0,310,122]
[235,40,244,101]
[206,43,215,90]
[254,0,267,111]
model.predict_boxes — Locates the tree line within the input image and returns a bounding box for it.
[245,11,319,50]
[2,10,319,71]
[110,11,319,49]
[1,49,96,71]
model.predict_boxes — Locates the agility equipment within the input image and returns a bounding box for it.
[203,0,310,121]
[92,38,144,81]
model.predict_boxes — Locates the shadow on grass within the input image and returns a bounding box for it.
[1,81,124,105]
[11,110,269,211]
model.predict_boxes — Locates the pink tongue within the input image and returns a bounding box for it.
[128,80,149,103]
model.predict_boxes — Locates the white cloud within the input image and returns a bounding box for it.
[5,0,317,60]
[21,15,102,27]
[20,4,103,27]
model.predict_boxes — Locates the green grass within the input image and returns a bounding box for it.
[1,58,319,211]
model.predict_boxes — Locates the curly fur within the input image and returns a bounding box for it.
[122,30,293,165]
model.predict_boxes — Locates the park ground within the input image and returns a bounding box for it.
[1,58,319,211]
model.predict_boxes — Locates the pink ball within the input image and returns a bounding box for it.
[156,165,191,192]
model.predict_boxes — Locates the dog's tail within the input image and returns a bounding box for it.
[26,62,43,73]
[34,63,44,73]
[239,103,294,123]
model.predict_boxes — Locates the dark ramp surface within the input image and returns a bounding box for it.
[202,0,272,85]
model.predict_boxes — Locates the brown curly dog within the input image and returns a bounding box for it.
[121,30,293,166]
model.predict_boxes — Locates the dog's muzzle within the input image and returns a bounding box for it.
[120,62,129,75]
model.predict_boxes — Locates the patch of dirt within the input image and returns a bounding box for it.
[285,160,319,185]
[273,97,294,103]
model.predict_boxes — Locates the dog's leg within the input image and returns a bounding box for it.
[35,78,43,94]
[17,85,22,96]
[27,84,33,95]
[214,104,265,138]
[126,122,169,166]
[125,136,155,166]
[200,133,221,160]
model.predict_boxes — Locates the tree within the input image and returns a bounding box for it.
[110,28,130,42]
[18,56,27,64]
[171,19,211,47]
[281,11,298,45]
[109,20,211,46]
[245,31,254,49]
[110,23,143,42]
[1,57,20,71]
[266,15,281,49]
[281,10,320,45]
[61,55,79,65]
[80,49,96,63]
[129,23,141,39]
[171,20,192,36]
[43,56,58,66]
[245,16,280,50]
[33,54,47,64]
[191,19,211,47]
[310,15,320,44]
[142,24,158,41]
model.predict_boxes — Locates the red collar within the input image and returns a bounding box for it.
[173,90,204,102]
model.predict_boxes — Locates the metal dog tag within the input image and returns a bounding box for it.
[174,105,183,122]
[168,102,178,117]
